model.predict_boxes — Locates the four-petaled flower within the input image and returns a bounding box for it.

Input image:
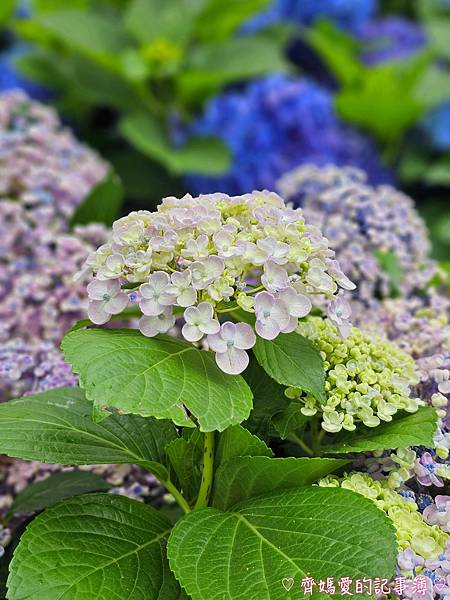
[87,279,129,325]
[139,272,173,316]
[207,322,256,374]
[182,302,220,342]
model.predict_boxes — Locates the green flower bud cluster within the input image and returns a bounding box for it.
[286,317,422,433]
[319,473,449,562]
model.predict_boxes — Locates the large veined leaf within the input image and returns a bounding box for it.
[253,332,327,403]
[215,425,272,467]
[168,487,397,600]
[62,329,253,432]
[166,429,204,504]
[0,387,177,480]
[8,471,111,517]
[243,357,291,439]
[7,494,183,600]
[212,456,347,509]
[323,406,438,454]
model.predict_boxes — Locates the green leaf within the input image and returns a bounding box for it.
[166,429,204,504]
[253,332,326,403]
[8,494,183,600]
[335,59,428,142]
[70,169,124,227]
[34,10,132,67]
[168,487,397,599]
[0,387,177,479]
[215,425,272,467]
[195,0,271,40]
[426,18,450,59]
[62,328,253,432]
[212,456,347,510]
[307,20,363,87]
[124,0,204,46]
[0,0,15,26]
[272,401,309,440]
[374,250,404,297]
[8,471,111,518]
[243,357,291,439]
[178,36,287,103]
[322,406,438,454]
[120,112,230,174]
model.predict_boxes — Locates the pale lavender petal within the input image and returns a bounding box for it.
[88,300,110,325]
[104,293,128,315]
[207,333,228,353]
[183,306,199,325]
[182,323,203,342]
[150,271,171,291]
[233,323,256,350]
[281,315,298,333]
[215,347,249,375]
[255,318,280,340]
[177,288,197,307]
[200,319,220,335]
[139,282,154,299]
[254,291,275,315]
[196,302,214,322]
[270,301,290,329]
[87,279,109,300]
[139,316,160,337]
[140,297,164,316]
[220,321,237,342]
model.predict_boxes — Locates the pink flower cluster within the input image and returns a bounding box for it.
[84,191,355,374]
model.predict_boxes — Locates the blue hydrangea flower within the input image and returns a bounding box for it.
[359,17,427,65]
[422,102,450,151]
[243,0,378,34]
[183,75,392,195]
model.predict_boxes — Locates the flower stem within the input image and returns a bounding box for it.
[288,432,314,456]
[311,418,322,457]
[194,431,215,510]
[163,479,191,514]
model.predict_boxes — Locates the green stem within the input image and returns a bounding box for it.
[288,433,314,457]
[194,431,215,510]
[163,479,191,514]
[311,418,322,457]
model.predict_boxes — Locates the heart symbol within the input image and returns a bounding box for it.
[282,577,294,592]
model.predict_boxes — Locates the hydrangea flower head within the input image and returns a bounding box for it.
[84,191,355,374]
[243,0,377,34]
[319,472,449,567]
[287,316,422,433]
[278,164,435,306]
[182,75,392,196]
[359,17,427,65]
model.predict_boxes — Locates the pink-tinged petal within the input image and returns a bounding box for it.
[104,293,128,315]
[196,302,214,322]
[88,301,110,325]
[206,333,228,354]
[220,321,237,342]
[139,282,154,299]
[215,347,249,375]
[261,261,289,292]
[270,301,290,329]
[183,306,199,325]
[281,315,298,334]
[150,271,171,291]
[139,298,164,316]
[182,323,203,342]
[233,323,256,350]
[139,316,160,337]
[177,288,197,307]
[280,289,312,318]
[200,319,220,335]
[254,291,275,315]
[255,318,280,340]
[87,279,110,300]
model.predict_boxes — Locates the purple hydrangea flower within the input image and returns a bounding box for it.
[359,17,427,65]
